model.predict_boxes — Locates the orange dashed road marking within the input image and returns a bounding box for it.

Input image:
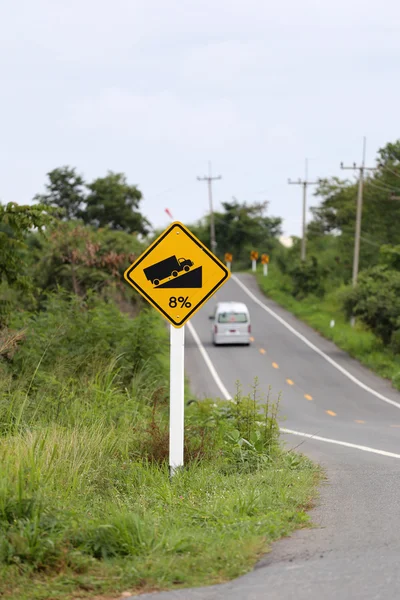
[390,424,400,428]
[272,362,279,369]
[250,336,255,342]
[259,348,266,355]
[355,420,365,424]
[286,379,294,385]
[326,410,337,417]
[304,394,313,401]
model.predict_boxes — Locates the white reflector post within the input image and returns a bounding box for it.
[263,263,268,276]
[169,324,185,476]
[252,259,256,272]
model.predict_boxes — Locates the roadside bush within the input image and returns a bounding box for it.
[342,265,400,345]
[186,381,280,473]
[289,256,326,299]
[391,329,400,354]
[393,371,400,390]
[7,289,167,384]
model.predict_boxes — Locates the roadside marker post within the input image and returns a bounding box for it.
[225,252,232,272]
[124,222,230,476]
[261,254,269,276]
[250,251,258,272]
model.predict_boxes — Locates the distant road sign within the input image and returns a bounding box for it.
[124,222,230,328]
[261,254,269,264]
[250,251,259,260]
[225,253,233,263]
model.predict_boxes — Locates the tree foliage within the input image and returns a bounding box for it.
[34,167,150,236]
[0,202,55,327]
[309,140,400,282]
[190,200,282,263]
[34,166,85,220]
[0,202,54,288]
[84,172,150,235]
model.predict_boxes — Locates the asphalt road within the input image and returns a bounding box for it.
[130,273,400,600]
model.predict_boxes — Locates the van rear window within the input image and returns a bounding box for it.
[218,312,248,323]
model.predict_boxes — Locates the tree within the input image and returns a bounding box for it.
[190,200,282,263]
[34,166,85,220]
[84,172,150,235]
[309,140,400,283]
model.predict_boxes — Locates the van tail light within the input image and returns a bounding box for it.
[248,324,251,333]
[214,325,218,334]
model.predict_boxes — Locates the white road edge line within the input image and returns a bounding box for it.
[186,321,232,401]
[186,320,400,461]
[232,274,400,411]
[280,429,400,460]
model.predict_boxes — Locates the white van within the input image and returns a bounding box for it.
[210,302,251,346]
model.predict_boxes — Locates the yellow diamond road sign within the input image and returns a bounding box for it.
[124,222,230,328]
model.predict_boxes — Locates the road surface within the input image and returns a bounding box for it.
[131,273,400,600]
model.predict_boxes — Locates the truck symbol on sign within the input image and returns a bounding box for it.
[144,256,194,287]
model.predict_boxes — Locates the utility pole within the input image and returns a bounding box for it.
[288,159,319,261]
[197,162,222,254]
[340,137,376,288]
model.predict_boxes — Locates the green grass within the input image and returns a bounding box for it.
[254,265,400,390]
[0,293,320,599]
[0,424,318,599]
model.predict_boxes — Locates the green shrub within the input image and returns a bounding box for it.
[390,329,400,354]
[8,290,167,384]
[392,371,400,390]
[289,256,326,300]
[342,266,400,345]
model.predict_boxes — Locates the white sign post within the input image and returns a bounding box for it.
[226,261,231,271]
[263,263,268,276]
[252,259,257,272]
[123,221,230,477]
[169,324,185,476]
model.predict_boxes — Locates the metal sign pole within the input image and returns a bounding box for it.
[169,324,185,476]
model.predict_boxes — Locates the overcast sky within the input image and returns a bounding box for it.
[1,0,399,237]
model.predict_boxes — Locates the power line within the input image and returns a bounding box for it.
[377,163,400,180]
[359,235,385,248]
[365,179,400,194]
[288,158,319,261]
[197,162,222,254]
[340,137,376,288]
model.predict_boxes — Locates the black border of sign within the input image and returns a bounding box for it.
[124,222,230,327]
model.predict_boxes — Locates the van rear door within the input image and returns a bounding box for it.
[217,310,249,337]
